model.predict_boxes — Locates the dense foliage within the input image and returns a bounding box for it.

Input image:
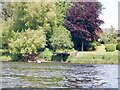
[99,33,117,44]
[49,26,73,52]
[64,1,104,51]
[1,20,13,49]
[116,43,120,51]
[2,2,117,62]
[105,44,116,52]
[87,41,97,51]
[55,2,71,26]
[8,28,46,60]
[39,48,53,61]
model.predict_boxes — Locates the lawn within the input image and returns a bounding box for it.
[67,51,119,64]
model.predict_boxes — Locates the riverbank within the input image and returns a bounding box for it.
[0,51,119,64]
[67,51,119,64]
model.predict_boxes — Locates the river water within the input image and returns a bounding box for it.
[0,62,119,88]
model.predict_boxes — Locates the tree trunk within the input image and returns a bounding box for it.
[81,39,84,51]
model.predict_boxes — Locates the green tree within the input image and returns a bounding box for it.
[1,19,13,49]
[24,2,56,30]
[12,2,27,32]
[55,2,71,26]
[11,2,56,32]
[99,26,117,44]
[8,28,46,61]
[49,26,73,52]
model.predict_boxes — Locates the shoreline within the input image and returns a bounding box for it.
[0,50,119,64]
[0,60,119,64]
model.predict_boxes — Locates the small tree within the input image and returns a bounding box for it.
[64,1,104,51]
[8,28,46,61]
[49,26,73,52]
[99,26,117,44]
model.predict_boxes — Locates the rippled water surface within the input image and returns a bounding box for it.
[1,62,119,88]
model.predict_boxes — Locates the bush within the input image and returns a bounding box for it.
[87,42,97,51]
[95,41,101,46]
[116,43,120,51]
[39,48,53,61]
[52,53,70,62]
[8,28,46,61]
[99,32,117,44]
[105,44,116,52]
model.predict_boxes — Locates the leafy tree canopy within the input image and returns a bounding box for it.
[49,26,73,52]
[65,1,104,41]
[64,1,104,50]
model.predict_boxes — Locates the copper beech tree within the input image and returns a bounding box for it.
[64,1,104,51]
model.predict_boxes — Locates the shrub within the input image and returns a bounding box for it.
[52,53,69,62]
[99,32,117,44]
[39,48,53,61]
[8,28,46,61]
[95,41,101,46]
[105,44,116,52]
[116,43,120,51]
[87,42,97,51]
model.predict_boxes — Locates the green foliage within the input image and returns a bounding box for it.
[39,48,53,61]
[11,2,57,49]
[99,27,117,44]
[1,20,13,49]
[105,44,116,52]
[1,2,74,61]
[87,41,97,51]
[49,26,73,52]
[24,2,56,30]
[11,2,56,32]
[56,2,71,26]
[95,41,101,46]
[8,28,46,60]
[12,3,27,32]
[116,43,120,51]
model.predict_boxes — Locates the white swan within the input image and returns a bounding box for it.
[28,59,41,63]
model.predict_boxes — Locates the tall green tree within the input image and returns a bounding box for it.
[11,2,56,32]
[49,26,73,52]
[12,2,27,32]
[55,2,71,26]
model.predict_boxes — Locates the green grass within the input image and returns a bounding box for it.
[0,55,12,61]
[0,47,119,64]
[0,49,12,61]
[66,51,119,64]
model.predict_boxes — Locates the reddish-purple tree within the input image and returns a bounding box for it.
[64,1,104,51]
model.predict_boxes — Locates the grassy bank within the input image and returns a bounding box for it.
[0,50,119,64]
[0,55,12,61]
[66,51,119,64]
